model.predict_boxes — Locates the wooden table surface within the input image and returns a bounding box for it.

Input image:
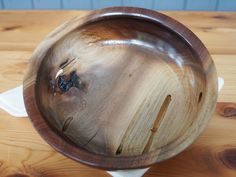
[0,11,236,177]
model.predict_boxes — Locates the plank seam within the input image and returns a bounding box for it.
[31,0,35,9]
[60,0,63,9]
[183,0,188,10]
[1,0,4,9]
[151,0,155,10]
[121,0,124,6]
[215,0,220,11]
[90,0,93,10]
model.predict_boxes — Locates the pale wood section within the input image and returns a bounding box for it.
[0,113,110,177]
[170,12,236,55]
[0,11,236,176]
[0,11,236,54]
[0,51,30,92]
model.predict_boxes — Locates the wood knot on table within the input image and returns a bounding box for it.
[216,102,236,118]
[3,25,22,31]
[218,148,236,170]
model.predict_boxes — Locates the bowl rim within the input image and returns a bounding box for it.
[23,6,218,170]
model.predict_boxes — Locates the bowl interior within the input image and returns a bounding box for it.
[35,16,206,157]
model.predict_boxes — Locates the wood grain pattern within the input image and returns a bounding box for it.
[0,11,236,55]
[0,10,236,176]
[23,7,218,169]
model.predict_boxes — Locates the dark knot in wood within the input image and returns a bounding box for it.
[49,70,87,94]
[218,148,236,170]
[57,71,81,92]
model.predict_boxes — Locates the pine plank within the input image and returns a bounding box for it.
[0,11,235,54]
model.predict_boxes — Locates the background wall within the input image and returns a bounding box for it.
[0,0,236,11]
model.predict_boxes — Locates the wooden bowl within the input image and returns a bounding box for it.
[23,7,218,170]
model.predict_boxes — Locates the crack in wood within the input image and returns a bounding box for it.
[142,95,171,154]
[82,131,98,148]
[62,117,73,132]
[115,144,123,155]
[198,92,203,104]
[60,57,77,69]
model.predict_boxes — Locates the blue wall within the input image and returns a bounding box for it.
[0,0,236,11]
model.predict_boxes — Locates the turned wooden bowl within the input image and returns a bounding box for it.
[23,7,218,170]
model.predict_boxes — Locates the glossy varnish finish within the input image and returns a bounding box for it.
[23,7,218,169]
